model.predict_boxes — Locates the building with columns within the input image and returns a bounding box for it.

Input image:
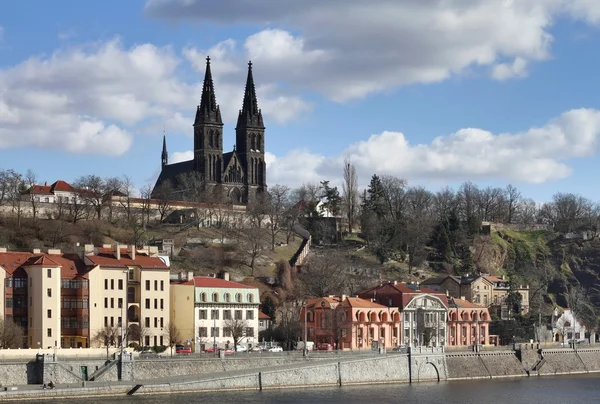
[447,297,491,347]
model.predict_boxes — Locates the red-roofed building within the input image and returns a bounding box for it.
[20,180,83,204]
[358,281,449,347]
[171,273,260,352]
[299,295,401,350]
[258,311,271,332]
[0,243,170,349]
[447,297,491,347]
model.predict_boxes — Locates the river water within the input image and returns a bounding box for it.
[34,375,600,404]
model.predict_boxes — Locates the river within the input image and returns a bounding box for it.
[32,375,600,404]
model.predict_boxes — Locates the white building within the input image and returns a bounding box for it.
[171,274,260,352]
[552,307,588,343]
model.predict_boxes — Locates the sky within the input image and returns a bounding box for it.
[2,0,600,201]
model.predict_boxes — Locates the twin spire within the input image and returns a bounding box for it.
[193,56,263,128]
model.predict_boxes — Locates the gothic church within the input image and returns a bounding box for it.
[153,57,267,204]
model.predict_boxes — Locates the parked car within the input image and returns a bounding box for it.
[204,347,217,353]
[315,343,334,351]
[250,346,264,352]
[235,345,248,352]
[176,345,192,354]
[392,345,408,352]
[223,348,235,355]
[139,351,159,359]
[268,346,283,352]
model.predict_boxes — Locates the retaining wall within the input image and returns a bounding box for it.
[575,349,600,371]
[537,350,587,375]
[446,354,490,380]
[479,352,526,378]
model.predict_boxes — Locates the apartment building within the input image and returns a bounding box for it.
[0,244,169,349]
[171,274,260,352]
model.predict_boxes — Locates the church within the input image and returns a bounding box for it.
[152,57,267,205]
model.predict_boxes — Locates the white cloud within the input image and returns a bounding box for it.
[262,108,600,188]
[146,0,600,101]
[171,150,194,164]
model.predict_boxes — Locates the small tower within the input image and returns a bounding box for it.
[235,61,266,201]
[193,56,224,183]
[161,130,168,168]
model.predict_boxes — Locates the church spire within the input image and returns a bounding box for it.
[161,129,168,168]
[195,56,223,125]
[236,61,264,129]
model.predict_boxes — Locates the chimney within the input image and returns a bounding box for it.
[341,294,347,301]
[44,181,47,186]
[460,296,465,300]
[416,282,420,290]
[179,272,185,281]
[102,244,111,249]
[223,271,230,281]
[84,244,94,255]
[32,248,41,254]
[0,247,7,253]
[116,243,121,261]
[446,290,449,297]
[502,275,505,280]
[187,271,194,281]
[393,280,397,285]
[47,249,61,255]
[129,245,136,260]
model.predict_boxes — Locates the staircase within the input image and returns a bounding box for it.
[531,358,546,372]
[88,360,118,381]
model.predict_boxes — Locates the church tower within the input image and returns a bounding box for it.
[161,131,168,168]
[193,56,224,183]
[235,61,266,200]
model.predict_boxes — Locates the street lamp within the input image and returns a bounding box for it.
[120,269,128,360]
[303,302,308,357]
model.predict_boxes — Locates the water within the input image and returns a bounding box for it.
[33,375,600,404]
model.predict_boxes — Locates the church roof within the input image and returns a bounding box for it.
[236,61,264,129]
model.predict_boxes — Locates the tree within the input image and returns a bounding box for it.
[139,184,153,226]
[154,180,173,223]
[223,317,248,352]
[74,175,108,220]
[128,323,150,347]
[342,158,359,234]
[274,301,302,351]
[322,308,350,350]
[266,184,289,250]
[163,322,182,357]
[505,184,521,224]
[567,285,598,332]
[24,170,38,221]
[261,296,277,324]
[298,253,348,297]
[0,317,24,348]
[276,259,293,292]
[5,170,25,227]
[92,326,119,360]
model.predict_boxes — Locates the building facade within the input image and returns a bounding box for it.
[153,57,267,204]
[552,307,588,343]
[447,297,491,347]
[171,274,260,352]
[0,244,170,349]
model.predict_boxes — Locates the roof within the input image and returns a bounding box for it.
[484,275,506,283]
[0,251,89,278]
[21,180,79,196]
[259,312,270,319]
[86,250,169,270]
[171,276,255,289]
[450,298,487,309]
[421,275,459,285]
[343,297,390,309]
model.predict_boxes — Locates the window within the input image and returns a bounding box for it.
[224,293,231,303]
[154,299,158,309]
[129,269,134,281]
[212,293,219,302]
[393,328,398,338]
[246,310,254,320]
[104,298,108,308]
[145,299,150,309]
[199,310,207,320]
[47,309,52,318]
[5,298,12,308]
[118,279,123,290]
[199,327,208,337]
[118,317,122,327]
[246,327,254,337]
[369,328,375,339]
[145,280,150,291]
[160,317,164,328]
[575,332,581,339]
[211,327,220,337]
[145,317,150,328]
[145,336,150,346]
[404,312,410,321]
[110,298,114,309]
[211,309,219,320]
[223,310,232,320]
[47,269,52,278]
[47,288,52,297]
[110,279,114,290]
[110,317,114,327]
[381,328,385,338]
[160,280,164,291]
[160,299,164,310]
[160,336,164,346]
[247,294,254,303]
[200,293,207,302]
[47,328,52,337]
[235,310,242,320]
[154,317,158,328]
[118,298,123,309]
[105,279,108,290]
[235,293,242,303]
[154,280,158,291]
[104,317,108,327]
[224,328,232,337]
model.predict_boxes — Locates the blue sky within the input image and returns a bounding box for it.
[2,0,600,201]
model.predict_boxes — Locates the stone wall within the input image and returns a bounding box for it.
[575,349,600,371]
[537,350,587,375]
[0,363,38,386]
[479,352,526,378]
[339,355,410,385]
[446,354,490,380]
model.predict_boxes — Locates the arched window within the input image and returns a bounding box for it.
[247,293,254,303]
[359,312,366,322]
[235,293,242,303]
[200,293,207,302]
[224,293,231,303]
[256,134,261,151]
[212,292,219,302]
[250,134,256,150]
[307,311,314,322]
[381,312,389,322]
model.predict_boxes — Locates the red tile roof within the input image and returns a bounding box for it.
[259,312,270,319]
[343,297,389,309]
[451,298,486,309]
[85,248,168,269]
[0,252,89,278]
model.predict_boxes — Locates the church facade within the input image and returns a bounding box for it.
[153,57,267,204]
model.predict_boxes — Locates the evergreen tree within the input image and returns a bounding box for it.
[363,174,386,218]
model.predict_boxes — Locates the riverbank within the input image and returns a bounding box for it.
[1,347,599,401]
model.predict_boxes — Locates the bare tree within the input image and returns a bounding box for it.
[92,325,119,360]
[540,193,597,233]
[128,323,150,346]
[139,184,153,226]
[223,317,248,351]
[6,171,24,227]
[0,317,24,348]
[275,301,302,351]
[405,186,434,273]
[299,253,348,297]
[154,180,173,223]
[24,170,39,221]
[505,184,521,224]
[276,259,293,292]
[342,159,359,234]
[74,175,108,220]
[104,176,124,222]
[163,322,182,357]
[266,185,289,250]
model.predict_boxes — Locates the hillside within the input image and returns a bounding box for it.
[473,229,600,314]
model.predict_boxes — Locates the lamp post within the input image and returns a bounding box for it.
[213,309,217,356]
[303,302,308,357]
[120,269,128,361]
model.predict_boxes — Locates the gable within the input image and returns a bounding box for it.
[223,152,245,184]
[404,294,448,310]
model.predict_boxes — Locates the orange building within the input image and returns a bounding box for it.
[447,297,491,347]
[300,296,400,350]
